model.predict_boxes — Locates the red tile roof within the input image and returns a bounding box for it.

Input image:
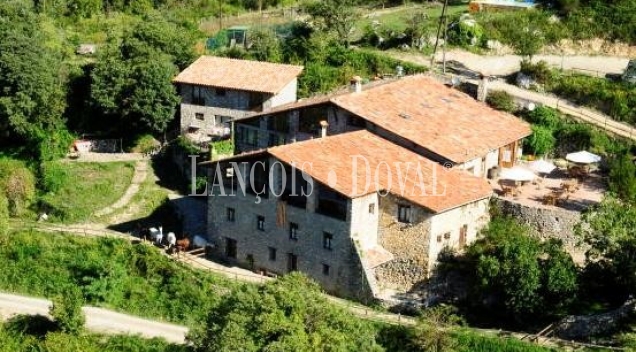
[331,75,531,163]
[173,56,304,94]
[268,131,492,213]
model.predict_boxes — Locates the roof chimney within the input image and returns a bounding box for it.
[320,120,329,138]
[477,73,489,102]
[350,76,362,93]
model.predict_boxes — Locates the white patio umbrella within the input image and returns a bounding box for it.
[527,159,556,175]
[566,151,601,164]
[500,166,536,182]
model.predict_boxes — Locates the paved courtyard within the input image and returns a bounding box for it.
[492,168,606,212]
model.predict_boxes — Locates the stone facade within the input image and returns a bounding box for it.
[374,195,490,291]
[206,154,492,301]
[206,156,367,299]
[493,197,581,248]
[178,79,298,135]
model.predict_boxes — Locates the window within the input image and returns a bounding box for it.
[239,127,258,146]
[226,207,235,222]
[459,225,468,248]
[268,247,277,261]
[368,203,375,214]
[398,205,411,223]
[437,235,442,243]
[443,232,451,240]
[192,86,205,105]
[289,222,299,240]
[225,238,237,258]
[287,253,298,272]
[195,113,205,121]
[215,88,226,96]
[322,263,330,276]
[323,232,333,250]
[257,216,265,231]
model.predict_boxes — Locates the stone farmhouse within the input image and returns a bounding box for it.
[234,75,531,178]
[178,59,532,302]
[203,130,493,301]
[173,56,303,140]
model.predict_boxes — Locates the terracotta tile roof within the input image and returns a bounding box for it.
[236,77,400,121]
[173,56,304,94]
[268,131,492,213]
[331,75,531,163]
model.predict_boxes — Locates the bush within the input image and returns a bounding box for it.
[129,134,160,154]
[0,194,7,235]
[525,125,556,156]
[608,153,636,202]
[0,158,36,217]
[519,60,552,84]
[50,287,85,335]
[210,139,233,158]
[525,106,561,130]
[486,90,516,113]
[40,161,70,194]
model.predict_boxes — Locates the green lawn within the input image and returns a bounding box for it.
[354,3,469,40]
[40,162,135,223]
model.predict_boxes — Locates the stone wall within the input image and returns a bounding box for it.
[493,197,581,247]
[206,156,370,299]
[554,299,636,340]
[375,194,432,291]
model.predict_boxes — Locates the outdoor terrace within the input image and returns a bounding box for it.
[491,166,607,212]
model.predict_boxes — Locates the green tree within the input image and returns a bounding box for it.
[467,217,578,321]
[0,158,36,217]
[305,0,359,47]
[0,5,68,159]
[128,57,179,133]
[578,196,636,293]
[609,153,636,202]
[50,286,85,335]
[91,19,187,135]
[526,125,556,156]
[248,29,283,63]
[189,273,383,351]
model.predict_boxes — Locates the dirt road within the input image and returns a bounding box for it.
[0,292,188,344]
[388,49,630,77]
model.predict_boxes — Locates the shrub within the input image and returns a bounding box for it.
[50,286,85,335]
[0,194,7,235]
[524,106,561,129]
[608,153,636,202]
[526,125,556,156]
[129,134,160,154]
[0,158,36,217]
[520,60,552,84]
[486,90,516,113]
[210,139,234,158]
[40,161,70,194]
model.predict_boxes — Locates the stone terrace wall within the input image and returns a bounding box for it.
[493,197,581,248]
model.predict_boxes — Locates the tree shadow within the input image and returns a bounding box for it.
[4,314,58,339]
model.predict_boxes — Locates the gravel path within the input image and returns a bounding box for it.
[0,292,188,344]
[94,160,148,217]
